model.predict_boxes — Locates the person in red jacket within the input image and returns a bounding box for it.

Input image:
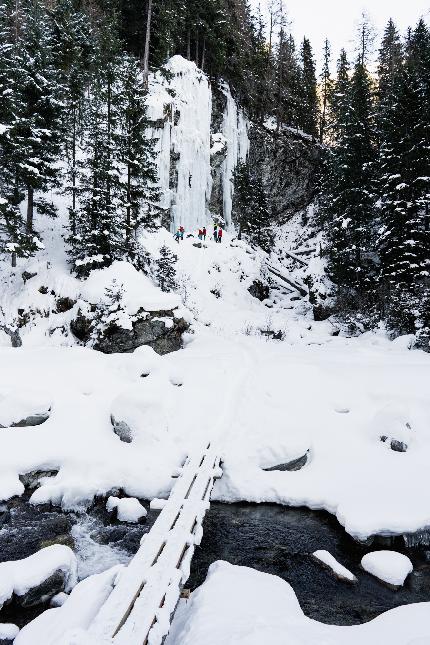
[217,227,223,243]
[202,226,207,241]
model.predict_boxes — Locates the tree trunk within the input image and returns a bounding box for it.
[26,185,33,233]
[106,76,111,207]
[126,140,131,245]
[71,103,77,235]
[186,29,191,60]
[195,31,199,66]
[11,251,16,267]
[201,37,206,71]
[142,0,152,87]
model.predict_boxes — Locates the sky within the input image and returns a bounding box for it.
[253,0,430,71]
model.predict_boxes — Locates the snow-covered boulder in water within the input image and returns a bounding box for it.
[0,545,77,610]
[361,551,413,587]
[106,496,147,523]
[312,550,357,583]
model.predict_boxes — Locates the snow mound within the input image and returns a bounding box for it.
[0,389,51,428]
[312,550,357,582]
[106,496,147,523]
[81,260,180,314]
[150,498,168,510]
[166,561,430,645]
[14,565,123,645]
[110,379,171,446]
[0,624,19,640]
[0,545,78,609]
[361,551,413,587]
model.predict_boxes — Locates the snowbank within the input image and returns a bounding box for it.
[81,261,180,314]
[361,551,413,587]
[0,545,78,609]
[106,496,147,523]
[166,561,430,645]
[14,566,123,645]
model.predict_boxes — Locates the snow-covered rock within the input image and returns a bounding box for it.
[14,565,123,645]
[361,551,413,587]
[0,390,51,428]
[106,496,147,523]
[0,624,19,642]
[150,498,168,510]
[312,550,357,583]
[0,545,78,610]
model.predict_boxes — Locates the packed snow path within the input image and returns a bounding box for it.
[85,442,222,645]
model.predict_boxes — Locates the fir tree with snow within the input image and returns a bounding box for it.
[14,0,64,234]
[298,37,319,138]
[119,54,160,246]
[156,244,177,293]
[321,47,377,312]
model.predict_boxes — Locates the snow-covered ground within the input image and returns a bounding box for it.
[166,561,430,645]
[1,229,430,540]
[1,54,429,643]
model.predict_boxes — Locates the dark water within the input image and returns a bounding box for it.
[1,498,430,631]
[188,502,430,626]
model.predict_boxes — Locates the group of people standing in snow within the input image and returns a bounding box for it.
[174,224,223,243]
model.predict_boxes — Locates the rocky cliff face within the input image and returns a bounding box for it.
[248,125,321,224]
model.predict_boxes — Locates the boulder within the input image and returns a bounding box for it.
[263,452,308,472]
[55,297,76,314]
[71,308,189,355]
[16,570,68,608]
[248,280,270,302]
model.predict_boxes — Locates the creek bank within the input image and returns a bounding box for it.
[188,502,430,626]
[1,497,429,631]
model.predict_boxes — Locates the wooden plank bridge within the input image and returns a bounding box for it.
[87,442,222,645]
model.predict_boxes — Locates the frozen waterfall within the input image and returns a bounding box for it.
[147,56,249,234]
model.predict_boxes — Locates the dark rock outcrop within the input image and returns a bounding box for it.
[6,412,50,429]
[55,297,76,314]
[263,452,309,472]
[16,570,68,608]
[19,470,58,490]
[110,415,133,443]
[247,124,321,225]
[71,308,189,355]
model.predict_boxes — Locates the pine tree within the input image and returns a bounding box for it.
[50,0,92,236]
[14,0,64,234]
[377,19,430,334]
[319,38,332,143]
[68,8,124,276]
[298,37,319,137]
[156,244,177,292]
[119,53,160,250]
[90,279,127,344]
[321,48,377,309]
[232,161,272,251]
[275,31,301,129]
